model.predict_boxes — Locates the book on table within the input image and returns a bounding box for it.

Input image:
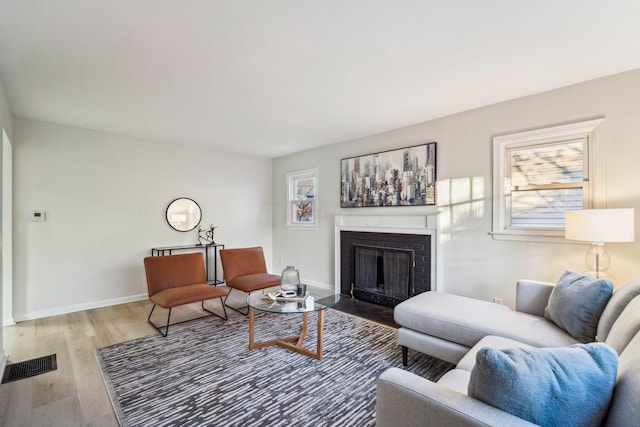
[274,294,309,302]
[262,290,309,302]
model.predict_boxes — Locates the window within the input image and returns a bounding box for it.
[287,169,317,227]
[492,119,605,241]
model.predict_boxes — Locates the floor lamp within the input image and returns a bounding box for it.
[565,208,635,280]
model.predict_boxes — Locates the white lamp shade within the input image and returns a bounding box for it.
[565,208,635,243]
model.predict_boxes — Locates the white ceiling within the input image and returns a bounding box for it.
[1,1,640,158]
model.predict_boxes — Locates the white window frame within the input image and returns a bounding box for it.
[287,168,318,228]
[492,119,605,242]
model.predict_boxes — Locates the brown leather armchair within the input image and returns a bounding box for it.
[144,252,228,336]
[219,246,281,314]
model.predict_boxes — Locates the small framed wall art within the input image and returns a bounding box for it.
[340,142,436,207]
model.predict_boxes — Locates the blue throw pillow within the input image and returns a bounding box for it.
[544,270,613,342]
[468,343,618,427]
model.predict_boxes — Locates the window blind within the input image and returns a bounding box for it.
[509,139,585,228]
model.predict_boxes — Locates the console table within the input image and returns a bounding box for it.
[150,243,225,285]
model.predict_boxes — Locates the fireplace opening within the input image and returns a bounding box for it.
[340,231,431,308]
[353,245,414,307]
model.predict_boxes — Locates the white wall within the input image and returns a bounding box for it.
[13,118,273,320]
[272,68,640,308]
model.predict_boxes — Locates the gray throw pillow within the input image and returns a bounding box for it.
[544,270,613,342]
[468,343,618,427]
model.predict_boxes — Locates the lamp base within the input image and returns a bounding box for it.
[584,270,615,282]
[583,243,615,282]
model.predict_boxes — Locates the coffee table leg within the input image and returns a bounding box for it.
[296,312,309,346]
[316,309,324,359]
[248,309,327,359]
[249,306,255,349]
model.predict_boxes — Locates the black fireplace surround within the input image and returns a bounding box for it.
[340,231,431,308]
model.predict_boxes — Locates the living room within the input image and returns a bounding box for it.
[2,1,640,426]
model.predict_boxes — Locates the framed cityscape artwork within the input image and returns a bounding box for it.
[340,142,436,207]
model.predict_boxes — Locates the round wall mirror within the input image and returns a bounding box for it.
[166,198,202,232]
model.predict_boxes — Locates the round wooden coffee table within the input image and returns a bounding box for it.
[246,286,340,360]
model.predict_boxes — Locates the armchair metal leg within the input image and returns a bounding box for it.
[402,346,408,366]
[148,297,229,337]
[148,304,171,337]
[223,288,250,316]
[201,297,229,321]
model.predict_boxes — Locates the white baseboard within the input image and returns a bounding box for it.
[13,293,149,323]
[301,278,336,292]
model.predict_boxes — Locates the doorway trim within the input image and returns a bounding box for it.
[2,128,13,326]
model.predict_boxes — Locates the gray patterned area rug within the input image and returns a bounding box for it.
[95,309,452,427]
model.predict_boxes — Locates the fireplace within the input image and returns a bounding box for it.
[340,231,431,308]
[335,213,439,306]
[353,244,414,306]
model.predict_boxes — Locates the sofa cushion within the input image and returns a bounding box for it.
[597,275,640,341]
[605,331,640,427]
[515,279,554,316]
[435,369,470,395]
[395,292,578,349]
[468,343,618,427]
[544,270,613,343]
[604,295,640,354]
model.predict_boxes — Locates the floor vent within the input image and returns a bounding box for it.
[2,354,57,384]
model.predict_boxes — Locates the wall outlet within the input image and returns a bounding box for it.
[30,211,46,222]
[493,297,503,305]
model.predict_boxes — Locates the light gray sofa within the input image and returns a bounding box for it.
[376,277,640,426]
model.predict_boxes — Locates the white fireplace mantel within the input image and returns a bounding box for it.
[334,212,442,294]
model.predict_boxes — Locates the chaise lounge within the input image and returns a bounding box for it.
[377,272,640,426]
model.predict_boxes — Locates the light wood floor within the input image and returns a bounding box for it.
[0,293,236,427]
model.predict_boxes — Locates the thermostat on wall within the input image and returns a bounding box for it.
[30,211,46,222]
